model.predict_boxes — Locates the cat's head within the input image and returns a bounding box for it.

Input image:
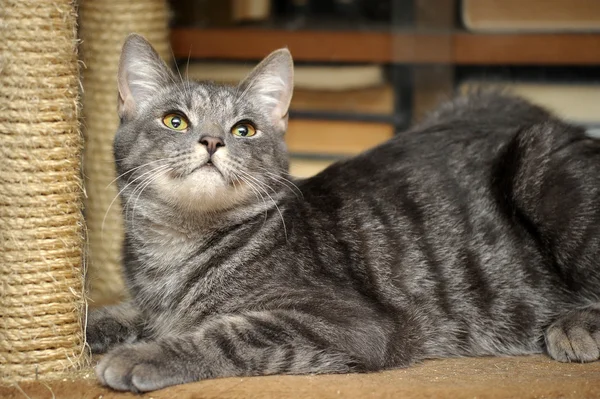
[113,34,294,215]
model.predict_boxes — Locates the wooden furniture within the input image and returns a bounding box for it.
[172,28,600,65]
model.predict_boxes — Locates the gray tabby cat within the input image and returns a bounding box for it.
[87,34,600,392]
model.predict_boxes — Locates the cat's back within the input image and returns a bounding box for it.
[291,92,556,280]
[298,91,553,199]
[394,90,554,166]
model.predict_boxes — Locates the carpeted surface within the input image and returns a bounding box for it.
[2,355,599,399]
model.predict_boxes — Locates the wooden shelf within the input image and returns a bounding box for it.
[171,28,600,65]
[454,33,600,65]
[171,28,394,63]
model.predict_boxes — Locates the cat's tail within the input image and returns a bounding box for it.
[495,120,600,296]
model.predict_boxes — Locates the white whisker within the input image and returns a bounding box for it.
[237,169,288,241]
[185,47,193,96]
[233,172,269,227]
[128,167,172,228]
[171,49,190,100]
[106,158,170,189]
[102,164,170,238]
[256,167,303,199]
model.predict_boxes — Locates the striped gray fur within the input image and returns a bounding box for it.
[87,34,600,392]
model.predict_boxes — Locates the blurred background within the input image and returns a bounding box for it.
[79,0,600,305]
[168,0,600,177]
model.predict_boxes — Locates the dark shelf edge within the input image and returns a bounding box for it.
[171,28,600,65]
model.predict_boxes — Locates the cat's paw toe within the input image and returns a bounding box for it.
[130,363,174,392]
[96,342,192,392]
[545,306,600,363]
[96,342,164,392]
[546,325,599,362]
[98,358,135,391]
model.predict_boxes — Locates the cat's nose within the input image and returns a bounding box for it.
[199,136,224,156]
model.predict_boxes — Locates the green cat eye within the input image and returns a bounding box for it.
[163,113,189,131]
[231,121,257,137]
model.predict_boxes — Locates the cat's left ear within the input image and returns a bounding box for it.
[117,34,174,119]
[239,48,294,131]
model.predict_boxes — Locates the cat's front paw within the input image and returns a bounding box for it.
[545,305,600,362]
[96,342,196,392]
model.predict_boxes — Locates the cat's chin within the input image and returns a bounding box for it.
[153,168,250,213]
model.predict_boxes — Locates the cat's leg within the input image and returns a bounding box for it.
[86,301,144,354]
[504,123,600,362]
[505,122,600,291]
[95,309,394,392]
[545,303,600,362]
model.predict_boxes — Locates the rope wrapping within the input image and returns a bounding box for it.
[79,0,170,305]
[0,0,87,382]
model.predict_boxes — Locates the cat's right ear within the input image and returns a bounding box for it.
[117,34,174,119]
[239,48,294,131]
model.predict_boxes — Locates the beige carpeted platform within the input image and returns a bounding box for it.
[2,355,599,399]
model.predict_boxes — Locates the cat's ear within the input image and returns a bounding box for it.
[117,34,174,119]
[239,48,294,131]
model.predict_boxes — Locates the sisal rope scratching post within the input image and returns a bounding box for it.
[0,0,87,382]
[79,0,170,305]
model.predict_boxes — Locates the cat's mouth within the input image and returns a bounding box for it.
[201,159,217,170]
[187,160,221,176]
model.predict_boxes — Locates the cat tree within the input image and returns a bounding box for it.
[0,0,86,382]
[0,0,170,383]
[80,0,170,306]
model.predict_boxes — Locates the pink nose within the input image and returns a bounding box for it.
[199,136,224,156]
